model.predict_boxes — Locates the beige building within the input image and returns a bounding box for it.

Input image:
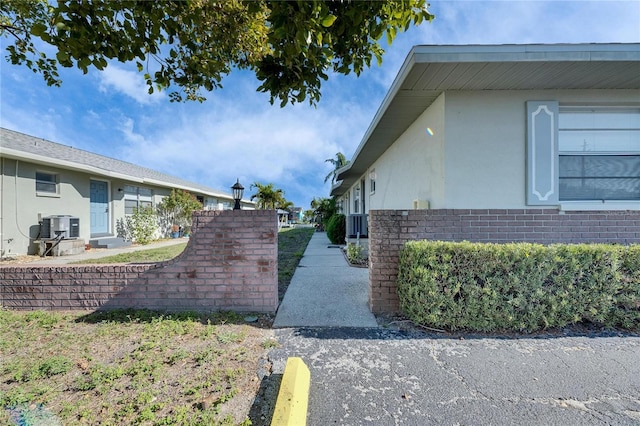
[332,43,640,244]
[1,128,254,256]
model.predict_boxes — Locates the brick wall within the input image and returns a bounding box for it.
[368,209,640,313]
[0,210,278,313]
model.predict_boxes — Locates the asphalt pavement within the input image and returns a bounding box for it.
[269,327,640,425]
[270,233,640,425]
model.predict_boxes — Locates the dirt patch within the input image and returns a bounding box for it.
[0,310,277,425]
[0,254,49,264]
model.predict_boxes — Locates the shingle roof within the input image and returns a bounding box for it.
[0,127,239,200]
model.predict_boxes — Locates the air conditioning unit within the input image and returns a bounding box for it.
[42,215,80,239]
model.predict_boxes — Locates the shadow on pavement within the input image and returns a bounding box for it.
[248,373,282,426]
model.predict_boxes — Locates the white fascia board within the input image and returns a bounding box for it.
[142,177,235,200]
[410,43,640,63]
[0,148,144,183]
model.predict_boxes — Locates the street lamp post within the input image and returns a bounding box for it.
[231,179,244,210]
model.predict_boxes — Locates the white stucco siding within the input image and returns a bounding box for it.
[444,91,526,208]
[443,89,640,209]
[366,93,446,211]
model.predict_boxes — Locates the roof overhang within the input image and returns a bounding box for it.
[331,43,640,196]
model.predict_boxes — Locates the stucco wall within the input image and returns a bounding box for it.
[0,159,205,255]
[339,88,639,216]
[0,159,90,256]
[1,210,278,313]
[351,93,446,213]
[444,89,640,208]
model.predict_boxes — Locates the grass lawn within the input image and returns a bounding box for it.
[276,227,315,301]
[71,242,188,264]
[0,227,315,425]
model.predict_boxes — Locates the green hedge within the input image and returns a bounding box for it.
[397,241,640,332]
[326,214,346,245]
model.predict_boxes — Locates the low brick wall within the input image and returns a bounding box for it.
[368,209,640,313]
[0,210,278,313]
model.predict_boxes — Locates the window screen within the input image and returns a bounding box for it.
[559,107,640,201]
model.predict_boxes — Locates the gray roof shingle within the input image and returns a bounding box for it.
[0,127,237,200]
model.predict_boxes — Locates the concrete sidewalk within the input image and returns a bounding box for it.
[273,232,377,328]
[20,238,188,265]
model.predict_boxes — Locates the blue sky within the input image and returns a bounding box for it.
[1,1,639,209]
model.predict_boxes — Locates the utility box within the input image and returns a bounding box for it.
[42,215,80,239]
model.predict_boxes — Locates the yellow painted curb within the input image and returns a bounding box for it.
[271,357,310,426]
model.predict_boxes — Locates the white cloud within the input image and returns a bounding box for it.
[98,65,165,105]
[113,80,373,206]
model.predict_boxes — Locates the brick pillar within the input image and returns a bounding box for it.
[369,210,406,313]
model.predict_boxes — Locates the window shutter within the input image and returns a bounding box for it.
[526,101,559,205]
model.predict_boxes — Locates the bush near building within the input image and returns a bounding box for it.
[397,241,640,332]
[326,214,346,245]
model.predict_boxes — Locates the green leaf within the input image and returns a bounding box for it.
[30,23,47,36]
[56,51,69,63]
[321,14,337,28]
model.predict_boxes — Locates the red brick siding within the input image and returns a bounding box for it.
[1,210,278,313]
[368,209,640,313]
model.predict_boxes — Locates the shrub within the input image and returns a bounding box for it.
[611,245,640,329]
[156,189,202,238]
[128,207,158,245]
[325,214,346,245]
[397,241,639,332]
[346,242,364,263]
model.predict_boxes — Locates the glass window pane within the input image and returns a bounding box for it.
[36,182,57,193]
[125,199,138,215]
[559,130,640,152]
[139,188,152,197]
[36,172,57,193]
[559,111,640,130]
[124,185,137,195]
[559,178,640,201]
[559,155,640,200]
[36,172,56,183]
[560,155,640,178]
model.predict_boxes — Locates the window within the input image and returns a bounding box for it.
[36,171,58,194]
[369,170,376,194]
[559,107,640,201]
[124,185,153,214]
[353,185,360,213]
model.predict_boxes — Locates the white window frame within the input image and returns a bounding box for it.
[124,185,154,215]
[369,169,376,195]
[558,105,640,211]
[353,184,360,214]
[35,170,59,197]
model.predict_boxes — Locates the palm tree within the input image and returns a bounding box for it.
[250,182,285,210]
[324,152,349,184]
[277,199,294,211]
